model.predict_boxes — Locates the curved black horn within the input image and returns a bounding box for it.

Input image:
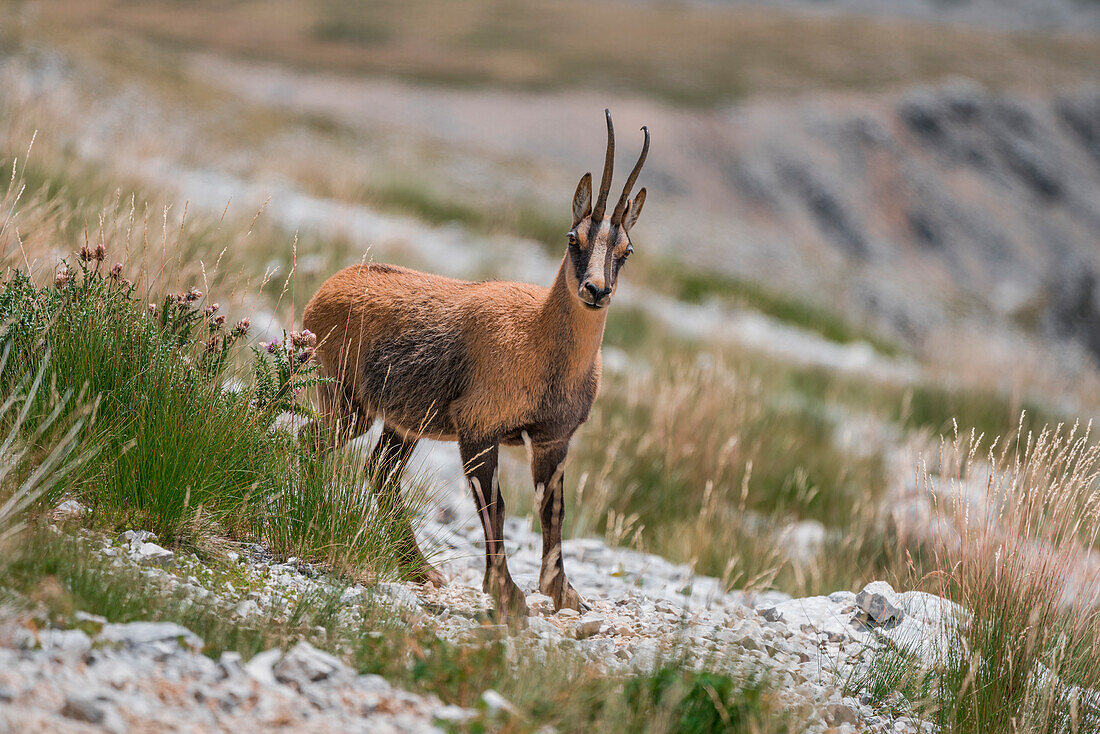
[612,125,649,225]
[591,109,615,221]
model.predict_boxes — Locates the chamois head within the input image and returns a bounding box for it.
[566,109,649,310]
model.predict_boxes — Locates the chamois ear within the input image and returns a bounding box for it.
[572,172,592,227]
[623,187,645,231]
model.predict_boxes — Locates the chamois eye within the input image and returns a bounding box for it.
[567,232,578,248]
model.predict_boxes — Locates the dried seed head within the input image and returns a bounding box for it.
[79,245,93,263]
[54,266,72,288]
[94,243,106,261]
[148,303,157,315]
[186,287,202,302]
[110,263,123,279]
[234,318,251,336]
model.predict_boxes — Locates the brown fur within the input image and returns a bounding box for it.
[303,259,608,445]
[302,111,648,621]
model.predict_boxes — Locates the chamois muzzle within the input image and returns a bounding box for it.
[579,280,612,309]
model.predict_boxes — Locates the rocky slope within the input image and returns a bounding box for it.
[8,436,1098,733]
[1,519,950,733]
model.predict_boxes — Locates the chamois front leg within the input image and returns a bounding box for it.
[459,438,528,623]
[532,440,589,612]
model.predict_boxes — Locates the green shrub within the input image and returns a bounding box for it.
[0,248,422,580]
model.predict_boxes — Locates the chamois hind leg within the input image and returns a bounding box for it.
[302,381,368,451]
[459,438,528,623]
[532,440,589,612]
[371,425,445,587]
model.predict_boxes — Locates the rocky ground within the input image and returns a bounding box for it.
[0,439,981,734]
[0,517,952,734]
[3,424,1098,732]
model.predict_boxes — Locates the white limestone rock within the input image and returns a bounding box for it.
[481,689,517,717]
[855,581,904,626]
[52,499,88,520]
[274,640,353,689]
[574,613,604,639]
[99,621,202,655]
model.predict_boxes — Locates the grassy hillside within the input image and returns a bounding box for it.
[18,0,1100,104]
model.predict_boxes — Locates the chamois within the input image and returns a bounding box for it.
[303,110,649,621]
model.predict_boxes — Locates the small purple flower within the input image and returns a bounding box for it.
[266,338,279,354]
[110,263,123,279]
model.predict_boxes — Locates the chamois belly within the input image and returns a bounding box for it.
[358,325,470,438]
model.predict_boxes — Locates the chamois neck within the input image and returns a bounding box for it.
[542,257,607,373]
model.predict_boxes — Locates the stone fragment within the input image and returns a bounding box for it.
[60,693,125,733]
[234,600,261,617]
[373,582,421,612]
[133,541,175,566]
[612,623,634,636]
[274,640,353,689]
[119,529,157,546]
[574,613,604,639]
[243,648,282,686]
[526,617,561,640]
[481,689,517,717]
[218,651,244,679]
[99,621,202,655]
[824,701,860,726]
[525,593,554,616]
[434,704,475,724]
[855,581,904,625]
[557,608,580,619]
[735,635,761,651]
[38,628,92,654]
[53,499,87,520]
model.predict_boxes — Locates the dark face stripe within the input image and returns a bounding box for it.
[570,218,631,295]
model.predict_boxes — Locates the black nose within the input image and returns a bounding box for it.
[584,282,611,301]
